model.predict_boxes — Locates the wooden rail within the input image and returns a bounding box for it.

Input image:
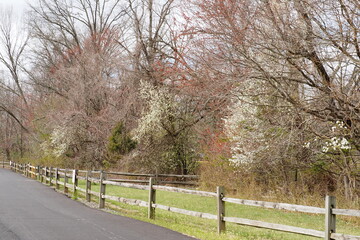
[5,161,360,240]
[222,197,326,214]
[104,171,198,185]
[153,185,217,197]
[224,216,325,238]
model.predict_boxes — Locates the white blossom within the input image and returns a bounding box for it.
[322,146,329,153]
[134,80,178,142]
[303,142,310,148]
[322,137,351,152]
[223,94,265,164]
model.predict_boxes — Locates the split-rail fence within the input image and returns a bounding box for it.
[2,161,360,240]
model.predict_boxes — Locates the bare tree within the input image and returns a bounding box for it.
[28,0,127,97]
[121,0,176,82]
[28,0,130,167]
[0,8,29,107]
[0,7,31,158]
[190,0,360,198]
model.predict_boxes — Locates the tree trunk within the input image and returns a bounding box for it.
[5,148,11,161]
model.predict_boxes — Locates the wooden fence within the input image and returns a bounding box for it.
[4,162,360,240]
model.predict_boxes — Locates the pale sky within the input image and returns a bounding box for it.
[0,0,33,15]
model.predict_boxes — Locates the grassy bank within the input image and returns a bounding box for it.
[55,180,360,240]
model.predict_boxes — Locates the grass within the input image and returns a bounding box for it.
[40,175,360,240]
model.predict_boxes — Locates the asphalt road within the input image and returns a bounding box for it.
[0,168,197,240]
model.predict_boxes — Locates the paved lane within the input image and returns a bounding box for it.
[0,169,197,240]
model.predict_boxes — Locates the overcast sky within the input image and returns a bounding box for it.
[0,0,33,15]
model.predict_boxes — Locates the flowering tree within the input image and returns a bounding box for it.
[28,0,129,167]
[133,80,200,174]
[190,0,360,198]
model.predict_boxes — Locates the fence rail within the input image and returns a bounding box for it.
[222,197,326,214]
[4,161,360,240]
[224,216,325,238]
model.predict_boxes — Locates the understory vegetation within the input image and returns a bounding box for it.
[0,0,359,209]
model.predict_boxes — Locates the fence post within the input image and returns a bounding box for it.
[46,167,49,184]
[43,166,46,183]
[55,168,59,190]
[99,171,106,209]
[49,167,53,186]
[26,163,29,178]
[40,166,43,183]
[148,177,156,219]
[37,166,40,181]
[325,195,336,240]
[45,167,49,184]
[86,170,92,202]
[73,169,78,199]
[64,169,69,194]
[217,186,226,234]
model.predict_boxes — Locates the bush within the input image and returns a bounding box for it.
[108,122,137,155]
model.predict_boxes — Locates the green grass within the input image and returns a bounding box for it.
[49,178,360,240]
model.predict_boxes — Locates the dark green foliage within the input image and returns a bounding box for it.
[108,122,137,155]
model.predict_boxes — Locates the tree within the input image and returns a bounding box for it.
[133,80,201,174]
[0,7,31,159]
[108,122,137,154]
[126,0,238,174]
[28,0,129,168]
[29,0,127,97]
[191,0,360,198]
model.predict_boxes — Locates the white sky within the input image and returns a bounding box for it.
[0,0,33,15]
[0,0,34,74]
